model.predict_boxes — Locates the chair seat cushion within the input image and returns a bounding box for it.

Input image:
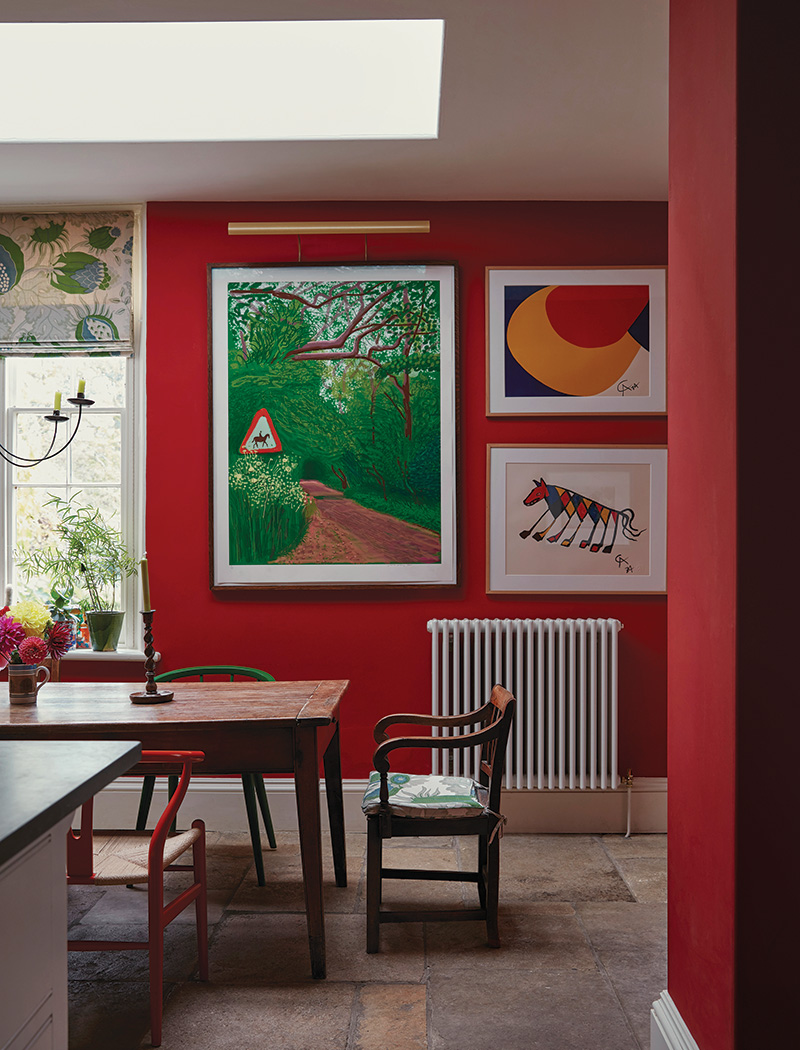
[361,771,488,818]
[90,828,202,885]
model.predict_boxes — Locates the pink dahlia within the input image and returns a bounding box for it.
[0,614,26,660]
[18,636,49,665]
[46,620,74,659]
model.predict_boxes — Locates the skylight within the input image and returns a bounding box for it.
[1,20,444,143]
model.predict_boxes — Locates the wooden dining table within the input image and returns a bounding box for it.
[0,678,349,979]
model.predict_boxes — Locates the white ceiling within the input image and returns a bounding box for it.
[0,0,668,206]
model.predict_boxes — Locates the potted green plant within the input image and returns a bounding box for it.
[16,494,138,652]
[46,584,81,646]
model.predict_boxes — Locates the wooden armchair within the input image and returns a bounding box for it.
[67,750,208,1047]
[363,684,516,953]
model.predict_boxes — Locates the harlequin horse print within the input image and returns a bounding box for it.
[520,478,644,554]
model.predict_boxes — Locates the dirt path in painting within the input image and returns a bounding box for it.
[273,480,441,565]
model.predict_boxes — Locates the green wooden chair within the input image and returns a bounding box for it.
[135,665,277,886]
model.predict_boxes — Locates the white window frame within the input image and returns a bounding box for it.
[1,205,146,658]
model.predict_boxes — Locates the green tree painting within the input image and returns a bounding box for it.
[221,268,455,574]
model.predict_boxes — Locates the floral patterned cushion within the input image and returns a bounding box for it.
[361,771,487,817]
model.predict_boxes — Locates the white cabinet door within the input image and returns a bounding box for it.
[0,818,71,1050]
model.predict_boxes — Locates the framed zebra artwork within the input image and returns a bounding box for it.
[487,445,667,594]
[486,267,666,415]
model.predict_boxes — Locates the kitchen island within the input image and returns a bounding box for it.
[0,739,140,1050]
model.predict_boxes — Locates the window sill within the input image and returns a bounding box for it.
[61,649,161,663]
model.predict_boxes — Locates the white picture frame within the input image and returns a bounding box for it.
[209,262,458,588]
[486,267,666,415]
[487,445,667,594]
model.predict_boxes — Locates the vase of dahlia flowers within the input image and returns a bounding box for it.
[1,599,74,703]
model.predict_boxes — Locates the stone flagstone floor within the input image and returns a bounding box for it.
[67,831,666,1050]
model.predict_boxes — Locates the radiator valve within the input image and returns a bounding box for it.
[621,768,634,788]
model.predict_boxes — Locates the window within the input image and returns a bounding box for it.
[0,208,143,654]
[1,356,142,651]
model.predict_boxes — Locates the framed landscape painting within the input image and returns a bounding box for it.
[209,263,458,588]
[486,267,666,415]
[487,445,667,594]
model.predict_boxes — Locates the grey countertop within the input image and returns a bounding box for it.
[0,739,141,867]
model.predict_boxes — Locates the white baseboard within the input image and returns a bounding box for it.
[651,992,700,1050]
[500,778,666,833]
[91,776,667,835]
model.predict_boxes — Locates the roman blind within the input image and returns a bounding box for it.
[0,210,135,353]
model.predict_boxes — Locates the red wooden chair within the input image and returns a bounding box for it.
[67,750,208,1047]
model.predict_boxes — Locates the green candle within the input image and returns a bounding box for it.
[140,556,151,612]
[77,379,86,396]
[53,391,61,411]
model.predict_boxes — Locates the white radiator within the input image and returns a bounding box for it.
[428,618,623,790]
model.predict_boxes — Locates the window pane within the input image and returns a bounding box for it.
[71,414,121,485]
[70,487,122,531]
[12,414,72,486]
[13,488,69,604]
[13,488,123,607]
[14,488,67,548]
[9,357,126,409]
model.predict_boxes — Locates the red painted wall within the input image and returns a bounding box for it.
[669,1,797,1047]
[73,201,668,780]
[668,1,737,1044]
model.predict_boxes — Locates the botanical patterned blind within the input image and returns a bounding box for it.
[0,210,135,353]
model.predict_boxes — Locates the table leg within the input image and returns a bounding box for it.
[323,723,347,888]
[240,774,266,887]
[294,724,326,979]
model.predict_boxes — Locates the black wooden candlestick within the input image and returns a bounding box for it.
[130,609,174,703]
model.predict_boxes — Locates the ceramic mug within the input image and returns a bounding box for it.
[8,663,50,705]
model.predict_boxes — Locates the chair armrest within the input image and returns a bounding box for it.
[122,750,205,776]
[139,750,205,766]
[373,700,495,743]
[140,751,205,764]
[67,750,205,880]
[373,718,503,773]
[148,751,204,869]
[372,720,503,809]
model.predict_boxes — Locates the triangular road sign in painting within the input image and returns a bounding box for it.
[240,409,282,454]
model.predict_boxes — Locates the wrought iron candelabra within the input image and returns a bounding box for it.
[0,391,95,468]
